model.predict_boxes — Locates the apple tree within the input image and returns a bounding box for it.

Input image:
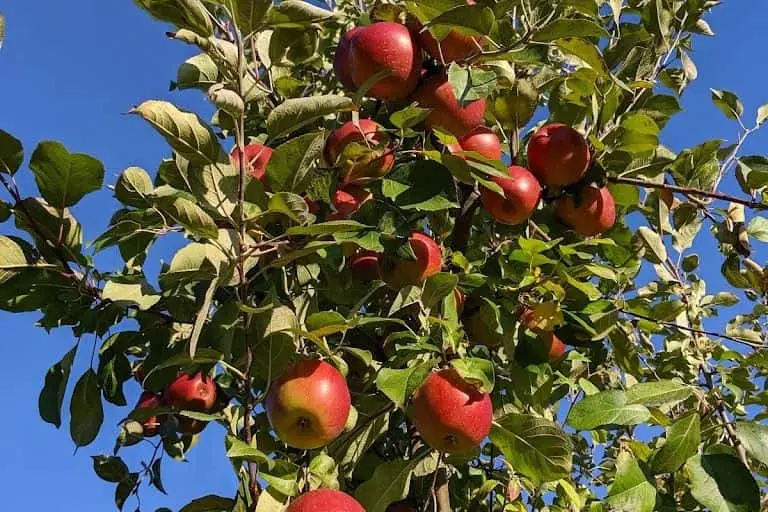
[2,0,768,510]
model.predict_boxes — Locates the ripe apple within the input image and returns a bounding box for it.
[324,119,395,184]
[164,372,218,412]
[411,369,492,454]
[379,231,442,289]
[266,359,351,449]
[447,126,502,160]
[230,144,274,185]
[332,184,372,216]
[413,74,486,137]
[480,165,541,225]
[417,1,483,63]
[555,186,616,236]
[349,251,381,281]
[334,27,362,90]
[287,489,364,512]
[348,22,421,101]
[527,123,590,187]
[520,307,567,363]
[136,392,163,437]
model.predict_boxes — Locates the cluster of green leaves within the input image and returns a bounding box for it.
[5,0,768,511]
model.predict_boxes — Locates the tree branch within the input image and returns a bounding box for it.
[700,366,750,469]
[435,466,452,512]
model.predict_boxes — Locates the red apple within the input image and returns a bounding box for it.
[555,186,616,236]
[266,359,351,449]
[379,231,442,289]
[527,123,590,187]
[287,489,364,512]
[136,392,163,437]
[448,126,502,160]
[304,197,320,215]
[413,74,486,137]
[164,372,218,412]
[230,144,274,184]
[324,119,395,184]
[349,251,381,281]
[349,22,422,101]
[334,27,362,90]
[521,308,567,363]
[418,1,484,63]
[411,369,492,454]
[480,165,541,225]
[332,184,372,216]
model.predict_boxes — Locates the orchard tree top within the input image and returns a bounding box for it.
[3,0,768,511]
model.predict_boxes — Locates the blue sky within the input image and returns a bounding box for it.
[0,1,767,511]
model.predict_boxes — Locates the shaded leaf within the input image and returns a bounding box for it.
[606,451,656,512]
[567,390,650,430]
[29,141,105,208]
[266,95,355,139]
[652,412,700,474]
[685,453,760,512]
[38,345,77,428]
[70,369,104,447]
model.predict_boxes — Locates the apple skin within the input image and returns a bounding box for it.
[334,27,363,90]
[332,184,372,216]
[324,119,395,184]
[413,74,486,137]
[527,123,590,187]
[349,251,381,281]
[349,22,422,101]
[164,372,218,412]
[266,359,351,449]
[480,165,541,225]
[521,308,567,363]
[287,489,365,512]
[417,1,483,63]
[411,369,493,454]
[136,392,163,437]
[379,232,442,289]
[447,126,502,160]
[555,186,616,236]
[230,144,274,184]
[304,197,320,215]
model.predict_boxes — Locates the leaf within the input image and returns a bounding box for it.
[735,421,768,467]
[286,220,370,236]
[38,345,77,428]
[376,361,435,409]
[115,472,139,511]
[381,160,458,211]
[390,105,432,130]
[354,458,420,512]
[532,19,609,42]
[130,100,222,165]
[265,0,336,27]
[747,216,768,242]
[625,380,692,408]
[685,453,760,512]
[189,277,219,358]
[154,195,218,239]
[133,0,213,35]
[159,242,226,287]
[711,89,744,121]
[69,369,104,447]
[0,235,29,283]
[266,95,355,139]
[0,128,23,174]
[421,272,458,308]
[102,280,161,311]
[92,455,129,483]
[447,63,497,104]
[636,226,667,263]
[652,412,700,474]
[0,13,5,49]
[567,390,651,430]
[179,495,236,512]
[115,167,153,207]
[225,435,270,464]
[450,357,494,393]
[556,38,609,77]
[29,141,105,208]
[427,4,494,37]
[606,451,656,512]
[618,113,659,154]
[175,53,219,90]
[490,413,572,485]
[266,131,324,192]
[756,103,768,126]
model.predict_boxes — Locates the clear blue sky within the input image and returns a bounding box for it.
[1,2,767,511]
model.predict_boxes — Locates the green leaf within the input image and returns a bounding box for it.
[92,455,130,483]
[567,390,651,430]
[69,369,104,447]
[38,345,77,428]
[189,277,219,358]
[266,95,355,139]
[556,38,609,77]
[376,361,435,409]
[130,100,222,165]
[447,63,497,104]
[286,220,370,236]
[103,280,161,311]
[306,310,348,337]
[0,200,10,223]
[0,235,30,283]
[308,452,339,490]
[29,141,105,208]
[354,458,421,512]
[381,160,458,211]
[154,195,218,239]
[734,421,768,467]
[115,472,139,511]
[179,495,236,512]
[711,89,744,121]
[625,380,692,408]
[133,0,213,35]
[756,103,768,126]
[652,412,700,474]
[606,451,656,512]
[390,105,432,130]
[159,242,226,287]
[0,128,23,174]
[175,53,219,91]
[636,226,667,263]
[747,216,768,242]
[490,413,572,485]
[618,113,659,154]
[532,19,609,42]
[265,0,336,27]
[421,272,458,308]
[427,4,494,37]
[266,132,324,192]
[685,453,760,512]
[450,357,494,393]
[225,435,270,464]
[115,167,153,207]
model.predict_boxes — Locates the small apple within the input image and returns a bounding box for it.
[164,372,218,412]
[379,231,442,289]
[555,186,616,236]
[349,251,381,281]
[411,369,492,454]
[332,184,372,216]
[413,74,486,137]
[480,165,541,225]
[447,126,502,160]
[349,22,422,101]
[527,123,590,187]
[324,119,395,184]
[266,359,351,449]
[518,308,568,364]
[136,392,163,437]
[230,144,274,185]
[334,27,363,90]
[287,489,365,512]
[417,1,483,63]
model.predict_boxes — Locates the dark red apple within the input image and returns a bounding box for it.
[266,359,351,449]
[136,392,163,437]
[304,196,320,215]
[555,186,616,236]
[349,251,381,281]
[527,123,590,187]
[334,27,362,90]
[411,369,492,454]
[418,1,484,63]
[230,144,274,184]
[413,74,486,137]
[164,372,218,412]
[349,22,422,101]
[521,307,567,363]
[287,489,364,512]
[448,126,503,160]
[324,119,395,184]
[332,184,372,216]
[379,231,443,289]
[480,165,541,225]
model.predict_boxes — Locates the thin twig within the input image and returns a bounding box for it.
[700,365,750,469]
